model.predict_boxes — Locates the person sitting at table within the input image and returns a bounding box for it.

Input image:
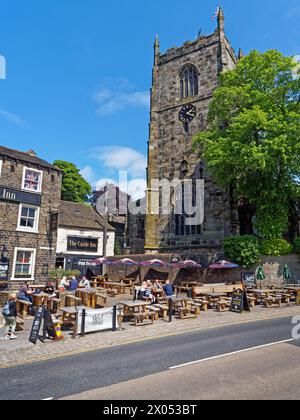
[59,277,69,291]
[138,282,148,300]
[79,277,90,290]
[144,285,156,304]
[44,281,57,298]
[69,276,79,291]
[17,282,33,303]
[163,280,174,299]
[153,280,163,290]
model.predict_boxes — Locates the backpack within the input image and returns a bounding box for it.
[2,301,10,317]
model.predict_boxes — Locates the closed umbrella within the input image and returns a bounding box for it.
[283,264,292,285]
[257,266,266,290]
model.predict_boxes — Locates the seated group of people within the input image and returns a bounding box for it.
[138,280,174,303]
[58,276,90,292]
[17,281,56,304]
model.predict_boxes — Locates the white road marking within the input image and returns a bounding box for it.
[169,339,294,370]
[42,397,54,400]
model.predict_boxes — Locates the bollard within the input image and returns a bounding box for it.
[168,298,173,323]
[112,305,117,331]
[81,309,86,337]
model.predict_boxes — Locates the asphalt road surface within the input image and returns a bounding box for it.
[0,316,299,400]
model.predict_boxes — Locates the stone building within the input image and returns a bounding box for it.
[0,146,61,286]
[145,8,240,254]
[56,200,115,278]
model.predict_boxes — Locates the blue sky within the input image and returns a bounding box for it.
[0,0,299,199]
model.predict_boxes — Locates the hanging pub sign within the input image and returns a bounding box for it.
[0,260,9,280]
[67,237,98,253]
[230,290,251,314]
[0,186,41,206]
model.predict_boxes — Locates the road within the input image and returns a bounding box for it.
[0,316,299,400]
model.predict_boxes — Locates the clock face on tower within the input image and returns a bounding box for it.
[178,104,197,124]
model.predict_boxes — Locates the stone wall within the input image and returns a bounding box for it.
[0,157,61,286]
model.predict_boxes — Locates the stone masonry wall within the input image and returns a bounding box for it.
[0,157,61,287]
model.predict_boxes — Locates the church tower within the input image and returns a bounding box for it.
[145,9,239,254]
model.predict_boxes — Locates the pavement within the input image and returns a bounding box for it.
[0,300,299,369]
[0,316,299,400]
[63,341,300,401]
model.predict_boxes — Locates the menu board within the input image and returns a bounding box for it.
[230,290,250,314]
[29,307,44,345]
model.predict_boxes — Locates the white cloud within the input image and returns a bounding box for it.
[286,7,300,19]
[80,166,96,184]
[0,107,24,125]
[93,146,147,178]
[93,78,150,117]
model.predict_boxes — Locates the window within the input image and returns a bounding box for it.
[174,182,202,237]
[17,204,39,232]
[22,167,43,193]
[12,248,36,280]
[180,65,199,99]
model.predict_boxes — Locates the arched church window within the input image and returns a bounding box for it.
[179,160,189,179]
[179,65,199,99]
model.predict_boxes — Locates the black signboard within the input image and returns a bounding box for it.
[0,186,41,206]
[67,237,98,253]
[0,260,9,280]
[29,306,44,345]
[43,309,57,340]
[242,272,256,288]
[29,307,57,344]
[230,290,251,314]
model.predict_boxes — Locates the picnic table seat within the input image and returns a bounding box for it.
[65,295,82,307]
[193,299,209,311]
[152,304,168,320]
[146,306,160,321]
[132,313,153,327]
[95,293,107,308]
[217,299,231,312]
[189,304,201,316]
[16,300,32,319]
[263,295,282,308]
[178,307,197,320]
[16,316,25,331]
[107,290,118,298]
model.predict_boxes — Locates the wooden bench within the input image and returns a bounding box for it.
[16,300,32,319]
[193,299,209,311]
[16,316,25,331]
[65,295,82,307]
[263,295,282,308]
[152,304,168,320]
[217,299,231,312]
[132,313,153,327]
[146,306,160,321]
[95,294,107,308]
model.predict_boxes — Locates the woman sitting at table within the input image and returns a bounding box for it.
[79,277,91,290]
[17,282,33,303]
[58,277,69,292]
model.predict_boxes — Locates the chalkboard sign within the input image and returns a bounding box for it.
[242,273,256,288]
[43,309,57,340]
[29,306,44,345]
[230,290,250,314]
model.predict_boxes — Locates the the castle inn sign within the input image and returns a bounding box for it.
[67,237,99,253]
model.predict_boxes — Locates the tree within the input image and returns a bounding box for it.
[193,50,300,239]
[54,160,92,203]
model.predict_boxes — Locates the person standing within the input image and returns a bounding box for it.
[2,293,18,340]
[163,280,174,299]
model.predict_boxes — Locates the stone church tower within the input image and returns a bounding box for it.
[145,8,239,254]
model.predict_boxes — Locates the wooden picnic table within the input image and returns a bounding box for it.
[119,300,152,326]
[102,282,127,295]
[75,288,107,309]
[32,293,50,307]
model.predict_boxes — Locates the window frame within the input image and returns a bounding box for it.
[179,65,199,100]
[11,247,36,281]
[22,167,43,194]
[17,203,40,233]
[0,159,2,177]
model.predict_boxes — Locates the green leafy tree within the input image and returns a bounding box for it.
[194,50,300,239]
[54,160,92,203]
[223,235,261,268]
